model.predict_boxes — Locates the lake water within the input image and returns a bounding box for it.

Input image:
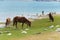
[0,24,5,28]
[0,1,60,22]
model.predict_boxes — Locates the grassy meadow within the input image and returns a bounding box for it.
[0,15,60,40]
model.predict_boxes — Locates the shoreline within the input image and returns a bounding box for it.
[0,13,60,22]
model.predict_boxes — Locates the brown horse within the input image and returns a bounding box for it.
[5,18,11,27]
[13,16,31,29]
[48,12,54,22]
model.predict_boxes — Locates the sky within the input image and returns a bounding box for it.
[0,0,60,2]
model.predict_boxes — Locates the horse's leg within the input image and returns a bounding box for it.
[22,23,24,29]
[13,22,15,26]
[13,20,15,26]
[27,24,28,28]
[15,21,17,28]
[51,17,54,22]
[5,23,7,27]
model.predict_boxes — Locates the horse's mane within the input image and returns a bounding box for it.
[20,17,30,23]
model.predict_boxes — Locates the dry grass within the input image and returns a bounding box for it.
[11,32,60,40]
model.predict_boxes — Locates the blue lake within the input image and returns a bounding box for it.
[0,1,60,22]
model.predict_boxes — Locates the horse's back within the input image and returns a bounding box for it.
[13,16,30,23]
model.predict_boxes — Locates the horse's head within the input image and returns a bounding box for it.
[26,21,31,27]
[5,18,11,26]
[29,21,31,27]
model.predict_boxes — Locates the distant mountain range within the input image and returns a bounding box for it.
[33,0,60,2]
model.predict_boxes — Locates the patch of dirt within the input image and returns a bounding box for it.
[11,32,60,40]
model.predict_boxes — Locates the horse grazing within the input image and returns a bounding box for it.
[13,16,31,29]
[48,12,54,22]
[5,18,11,27]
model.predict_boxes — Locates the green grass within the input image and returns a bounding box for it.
[0,15,60,40]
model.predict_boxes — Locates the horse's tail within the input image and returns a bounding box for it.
[13,19,15,26]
